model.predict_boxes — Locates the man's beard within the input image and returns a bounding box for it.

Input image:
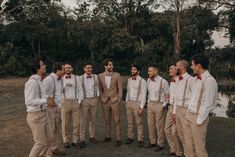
[131,72,138,77]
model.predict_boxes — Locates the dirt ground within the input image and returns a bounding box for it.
[0,78,235,157]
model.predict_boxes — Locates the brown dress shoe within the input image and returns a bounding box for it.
[154,145,164,152]
[52,148,66,156]
[137,141,144,147]
[64,142,70,148]
[144,143,156,148]
[115,140,122,148]
[102,137,111,143]
[89,137,98,144]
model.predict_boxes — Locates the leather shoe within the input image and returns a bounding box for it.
[52,148,66,156]
[169,152,176,156]
[80,141,87,148]
[72,143,79,147]
[89,137,98,144]
[102,137,111,143]
[144,143,156,148]
[137,141,144,147]
[125,138,134,144]
[115,140,122,148]
[64,142,70,148]
[154,145,164,152]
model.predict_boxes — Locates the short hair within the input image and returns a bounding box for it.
[131,64,141,72]
[53,62,65,73]
[83,62,93,68]
[31,58,44,74]
[148,64,158,70]
[103,58,113,66]
[191,54,209,69]
[65,62,74,68]
[178,60,189,70]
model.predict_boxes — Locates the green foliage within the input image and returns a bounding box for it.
[0,0,233,79]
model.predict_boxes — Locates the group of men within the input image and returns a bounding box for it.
[24,54,218,157]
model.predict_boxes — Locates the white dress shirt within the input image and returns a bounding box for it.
[125,75,147,109]
[188,71,218,125]
[24,74,48,112]
[105,75,112,89]
[169,77,178,114]
[80,74,99,98]
[147,75,169,105]
[43,73,62,107]
[175,72,194,108]
[62,74,84,103]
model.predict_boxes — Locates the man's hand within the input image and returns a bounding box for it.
[47,97,55,108]
[137,108,143,116]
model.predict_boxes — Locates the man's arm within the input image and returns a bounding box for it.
[117,73,123,102]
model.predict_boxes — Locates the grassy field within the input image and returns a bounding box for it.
[0,78,235,157]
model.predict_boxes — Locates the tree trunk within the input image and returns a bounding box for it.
[175,0,181,56]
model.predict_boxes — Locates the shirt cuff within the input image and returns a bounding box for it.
[196,117,204,125]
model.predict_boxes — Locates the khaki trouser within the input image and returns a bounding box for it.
[47,106,61,151]
[184,111,209,157]
[175,105,188,152]
[147,102,165,146]
[126,101,144,141]
[102,98,121,140]
[164,105,182,156]
[27,110,53,157]
[80,97,98,141]
[61,99,80,143]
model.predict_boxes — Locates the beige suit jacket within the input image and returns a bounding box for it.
[98,72,123,104]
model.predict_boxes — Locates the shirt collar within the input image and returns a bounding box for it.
[51,72,58,80]
[201,70,210,80]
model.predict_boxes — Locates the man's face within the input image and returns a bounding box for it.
[148,67,157,78]
[176,62,183,75]
[169,65,177,77]
[58,65,65,78]
[131,67,139,76]
[191,60,200,75]
[39,60,46,75]
[65,64,73,75]
[105,61,114,72]
[84,64,93,75]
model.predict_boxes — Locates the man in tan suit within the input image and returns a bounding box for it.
[98,58,123,147]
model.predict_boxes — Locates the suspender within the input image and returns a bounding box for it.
[82,74,97,98]
[182,77,189,106]
[49,75,56,99]
[127,78,142,101]
[74,75,78,99]
[196,76,211,113]
[31,78,42,98]
[157,79,163,102]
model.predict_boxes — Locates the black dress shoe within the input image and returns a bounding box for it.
[102,137,111,143]
[144,143,156,148]
[89,137,98,144]
[52,148,66,156]
[80,141,87,148]
[64,142,70,148]
[137,141,144,147]
[154,145,164,152]
[125,138,134,144]
[115,140,122,148]
[169,152,176,156]
[72,143,79,147]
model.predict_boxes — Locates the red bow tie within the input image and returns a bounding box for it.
[171,79,176,83]
[87,75,92,79]
[132,77,136,80]
[65,75,71,79]
[179,75,183,81]
[197,75,202,80]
